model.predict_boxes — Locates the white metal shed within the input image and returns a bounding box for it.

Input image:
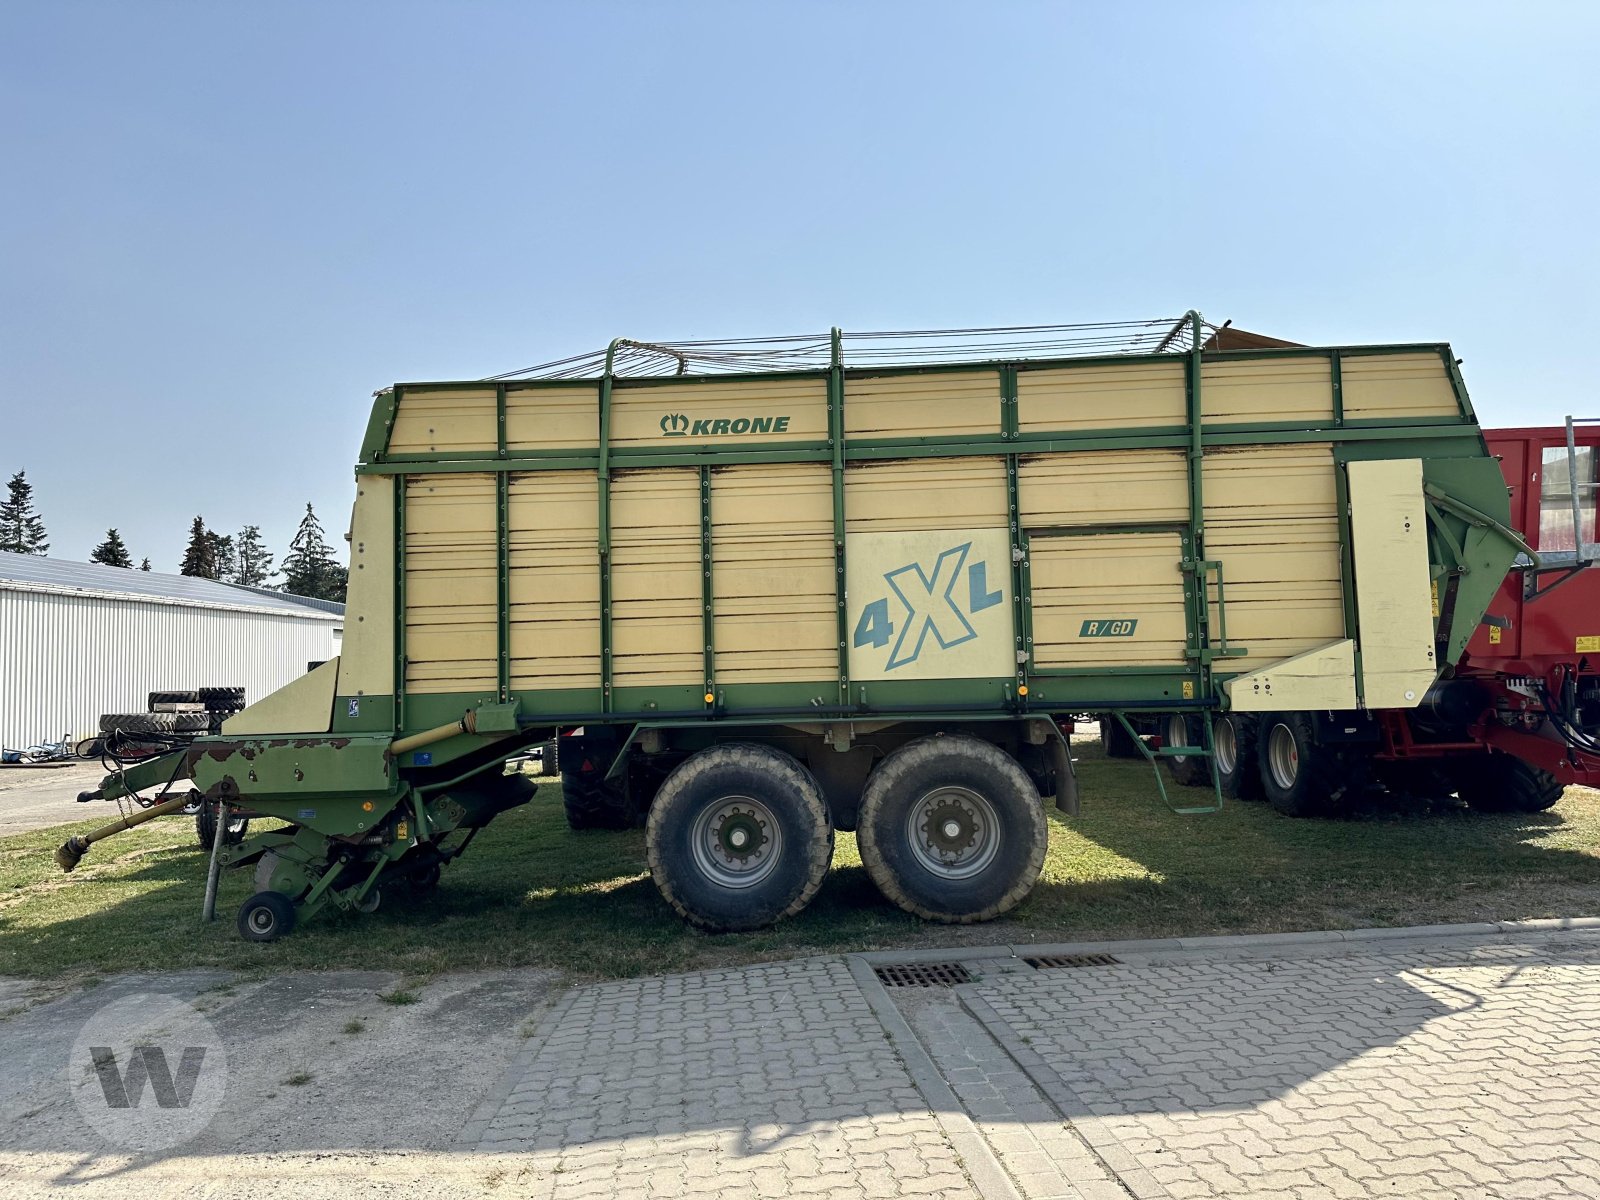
[0,551,343,748]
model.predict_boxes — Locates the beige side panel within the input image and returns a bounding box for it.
[404,474,498,692]
[1016,361,1185,433]
[845,372,1000,439]
[611,469,701,687]
[1018,450,1187,528]
[1204,521,1345,670]
[1341,353,1461,419]
[1204,444,1339,522]
[611,377,827,448]
[846,458,1008,534]
[711,464,836,685]
[1030,533,1187,667]
[1203,444,1345,672]
[1349,458,1437,707]
[504,385,600,452]
[339,476,395,698]
[1225,640,1358,712]
[508,470,601,690]
[1201,357,1333,424]
[389,389,497,455]
[224,658,339,735]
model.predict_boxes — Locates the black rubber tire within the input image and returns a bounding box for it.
[857,734,1047,924]
[645,743,832,932]
[199,686,246,713]
[1257,712,1345,818]
[560,757,639,830]
[1163,714,1213,787]
[1451,753,1564,813]
[194,805,249,849]
[1099,714,1143,759]
[238,891,296,942]
[172,712,211,733]
[100,712,179,735]
[406,863,442,894]
[1215,712,1263,801]
[148,690,199,709]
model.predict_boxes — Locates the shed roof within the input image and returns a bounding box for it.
[0,551,343,621]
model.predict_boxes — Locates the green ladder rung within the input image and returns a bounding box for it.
[1112,712,1224,815]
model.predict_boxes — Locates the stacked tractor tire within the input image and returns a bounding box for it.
[96,687,252,849]
[98,687,246,745]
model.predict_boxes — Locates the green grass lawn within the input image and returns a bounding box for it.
[3,741,1599,984]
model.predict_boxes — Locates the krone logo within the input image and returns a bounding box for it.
[660,413,690,436]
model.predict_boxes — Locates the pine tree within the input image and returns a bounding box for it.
[233,524,275,587]
[90,528,134,568]
[207,531,236,581]
[281,503,347,601]
[0,471,49,555]
[179,516,219,578]
[139,557,152,571]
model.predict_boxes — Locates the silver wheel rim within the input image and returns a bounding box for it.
[1214,719,1237,776]
[905,786,1001,880]
[1267,724,1299,790]
[691,795,783,889]
[247,906,276,935]
[1166,715,1190,764]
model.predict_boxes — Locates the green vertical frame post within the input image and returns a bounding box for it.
[1330,349,1344,427]
[1003,364,1027,702]
[1333,452,1365,707]
[829,328,849,706]
[1007,453,1029,703]
[598,342,619,713]
[495,384,511,701]
[1184,311,1213,701]
[392,386,409,733]
[700,463,715,706]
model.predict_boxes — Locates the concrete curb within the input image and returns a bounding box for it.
[845,955,1024,1200]
[854,917,1600,968]
[452,989,578,1152]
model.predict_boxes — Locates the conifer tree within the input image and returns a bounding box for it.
[179,516,219,578]
[233,524,275,587]
[280,503,347,601]
[90,528,134,568]
[139,557,153,571]
[0,471,49,555]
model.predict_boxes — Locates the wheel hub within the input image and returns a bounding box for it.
[691,797,782,889]
[907,786,1001,880]
[1214,720,1237,775]
[1268,724,1300,790]
[1167,715,1190,763]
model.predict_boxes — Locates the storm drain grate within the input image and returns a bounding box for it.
[1024,953,1122,969]
[873,962,974,988]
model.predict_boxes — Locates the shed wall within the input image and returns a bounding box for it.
[0,589,338,746]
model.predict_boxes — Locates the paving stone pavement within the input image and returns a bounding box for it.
[897,986,1124,1200]
[467,929,1600,1200]
[468,957,979,1199]
[963,932,1600,1199]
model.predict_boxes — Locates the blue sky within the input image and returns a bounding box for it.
[2,2,1596,571]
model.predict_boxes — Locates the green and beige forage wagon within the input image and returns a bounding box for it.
[61,314,1526,939]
